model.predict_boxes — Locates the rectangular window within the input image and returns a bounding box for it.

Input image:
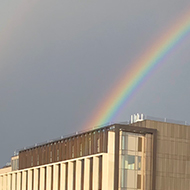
[97,138,100,153]
[80,143,82,156]
[72,145,74,158]
[89,136,91,154]
[31,156,33,167]
[137,174,141,189]
[138,156,141,170]
[64,143,67,160]
[121,155,135,170]
[57,150,59,161]
[43,149,46,164]
[50,151,52,162]
[138,137,142,152]
[85,135,88,155]
[120,169,125,188]
[121,133,128,150]
[37,155,39,165]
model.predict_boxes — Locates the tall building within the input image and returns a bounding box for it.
[0,114,190,190]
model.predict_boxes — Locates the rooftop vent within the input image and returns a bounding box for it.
[131,113,144,124]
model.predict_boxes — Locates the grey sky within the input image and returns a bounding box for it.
[1,0,190,167]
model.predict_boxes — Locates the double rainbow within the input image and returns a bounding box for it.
[84,10,190,129]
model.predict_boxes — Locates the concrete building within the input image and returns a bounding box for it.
[0,114,190,190]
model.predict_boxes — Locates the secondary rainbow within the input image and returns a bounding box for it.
[83,10,190,129]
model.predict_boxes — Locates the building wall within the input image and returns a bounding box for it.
[19,128,108,170]
[132,120,190,190]
[0,131,115,190]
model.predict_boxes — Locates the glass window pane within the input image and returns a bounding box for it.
[121,154,135,170]
[138,137,142,152]
[128,155,135,170]
[138,156,141,170]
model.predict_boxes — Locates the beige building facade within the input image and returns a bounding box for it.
[0,117,190,190]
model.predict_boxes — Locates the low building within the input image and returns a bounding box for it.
[0,114,190,190]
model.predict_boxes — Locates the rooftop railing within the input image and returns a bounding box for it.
[16,115,189,154]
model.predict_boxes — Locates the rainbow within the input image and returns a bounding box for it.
[84,10,190,129]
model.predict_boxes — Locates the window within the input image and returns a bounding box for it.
[97,138,100,153]
[121,155,135,170]
[89,136,91,154]
[50,151,52,162]
[121,133,128,150]
[31,156,33,166]
[138,156,141,170]
[137,174,141,189]
[72,145,74,158]
[138,137,142,152]
[80,143,82,156]
[57,150,59,161]
[37,155,39,165]
[128,155,135,169]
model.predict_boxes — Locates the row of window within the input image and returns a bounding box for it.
[19,130,107,169]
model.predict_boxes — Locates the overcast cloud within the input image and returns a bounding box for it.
[0,0,190,167]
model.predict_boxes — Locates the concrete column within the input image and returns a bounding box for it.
[17,172,21,190]
[0,176,2,189]
[76,160,81,190]
[34,168,39,190]
[53,164,59,190]
[84,158,90,190]
[28,170,32,190]
[60,163,66,190]
[12,174,15,190]
[22,171,27,190]
[46,166,52,190]
[3,175,7,190]
[108,153,115,190]
[93,157,99,190]
[108,131,115,154]
[102,154,108,189]
[40,167,45,190]
[68,162,73,190]
[0,176,2,190]
[7,174,11,190]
